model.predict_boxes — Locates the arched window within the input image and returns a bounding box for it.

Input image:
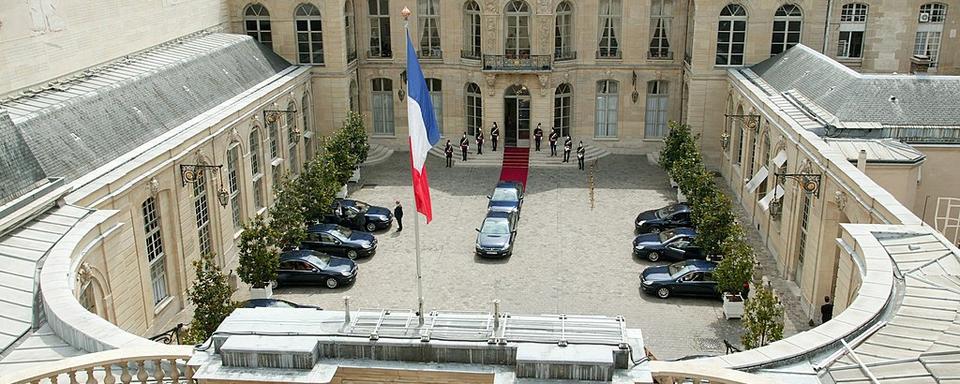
[466,83,483,136]
[286,101,300,175]
[598,0,622,58]
[249,127,265,211]
[372,78,394,135]
[226,142,243,231]
[294,3,324,64]
[757,129,771,198]
[369,0,392,57]
[716,4,747,66]
[302,92,314,161]
[649,0,672,59]
[418,0,441,58]
[916,3,947,67]
[426,78,443,133]
[734,104,745,164]
[595,80,619,138]
[267,111,282,189]
[684,0,696,62]
[644,81,669,138]
[193,173,212,257]
[837,3,867,58]
[504,1,531,57]
[554,83,573,137]
[746,115,757,175]
[244,4,272,48]
[345,0,357,61]
[464,1,482,59]
[555,1,574,60]
[142,196,168,304]
[771,4,802,55]
[349,79,359,112]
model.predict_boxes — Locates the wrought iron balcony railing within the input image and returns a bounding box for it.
[367,47,393,59]
[482,54,553,72]
[596,49,622,59]
[554,50,577,61]
[461,49,482,60]
[647,50,674,60]
[419,48,443,60]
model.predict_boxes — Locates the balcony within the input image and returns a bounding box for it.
[418,48,443,60]
[482,54,553,72]
[366,47,393,59]
[554,50,577,62]
[461,49,482,60]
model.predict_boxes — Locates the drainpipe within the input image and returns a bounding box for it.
[857,150,867,172]
[823,0,834,53]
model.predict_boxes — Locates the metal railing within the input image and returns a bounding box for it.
[366,48,393,59]
[482,54,553,72]
[148,323,184,345]
[596,49,622,59]
[460,49,481,60]
[554,50,577,61]
[419,48,443,60]
[648,50,674,60]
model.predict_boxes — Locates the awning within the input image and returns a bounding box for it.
[746,166,769,194]
[759,185,785,211]
[773,150,788,168]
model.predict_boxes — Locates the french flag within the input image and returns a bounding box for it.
[405,30,441,223]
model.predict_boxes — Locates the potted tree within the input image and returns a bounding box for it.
[342,112,369,183]
[714,230,755,319]
[268,175,307,250]
[237,215,280,299]
[742,284,785,348]
[184,253,237,344]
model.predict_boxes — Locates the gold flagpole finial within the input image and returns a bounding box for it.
[401,6,411,20]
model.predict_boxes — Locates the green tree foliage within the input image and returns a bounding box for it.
[714,226,755,294]
[237,215,281,288]
[269,173,307,249]
[691,191,736,256]
[184,253,237,344]
[659,121,699,172]
[741,284,785,349]
[320,134,358,186]
[296,156,342,222]
[341,111,370,165]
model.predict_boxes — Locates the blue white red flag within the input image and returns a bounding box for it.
[405,29,441,223]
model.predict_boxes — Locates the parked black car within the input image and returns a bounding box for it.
[276,249,358,289]
[487,181,524,214]
[475,210,519,257]
[240,298,321,309]
[640,259,719,299]
[635,203,692,233]
[318,199,393,232]
[301,224,377,260]
[632,227,704,262]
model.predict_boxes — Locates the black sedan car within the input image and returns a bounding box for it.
[640,259,719,299]
[240,298,321,309]
[635,203,692,233]
[276,250,358,289]
[632,227,704,262]
[487,181,524,214]
[319,199,393,232]
[301,224,377,260]
[475,210,519,257]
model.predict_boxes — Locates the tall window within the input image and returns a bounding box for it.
[349,79,359,112]
[554,83,572,137]
[464,1,482,58]
[249,128,265,211]
[757,130,771,198]
[372,78,395,135]
[595,80,619,138]
[426,79,443,133]
[644,81,668,138]
[418,0,441,58]
[598,0,622,58]
[244,4,272,48]
[142,197,168,305]
[504,1,531,57]
[771,4,802,55]
[294,4,324,64]
[837,3,867,58]
[916,3,947,67]
[716,4,747,66]
[734,105,745,164]
[286,101,300,175]
[193,176,212,257]
[466,83,483,136]
[345,0,357,61]
[303,93,314,161]
[555,1,574,60]
[684,1,695,63]
[649,0,672,59]
[268,115,282,190]
[369,0,392,57]
[227,143,243,231]
[796,192,812,283]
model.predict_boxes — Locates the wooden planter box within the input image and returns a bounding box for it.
[723,292,745,319]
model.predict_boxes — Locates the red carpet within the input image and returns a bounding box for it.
[499,146,530,187]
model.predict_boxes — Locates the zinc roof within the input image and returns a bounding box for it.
[824,138,926,164]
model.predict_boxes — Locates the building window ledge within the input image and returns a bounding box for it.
[153,296,174,316]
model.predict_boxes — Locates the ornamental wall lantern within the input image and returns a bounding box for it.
[720,132,731,149]
[399,71,407,101]
[180,163,230,207]
[725,113,761,133]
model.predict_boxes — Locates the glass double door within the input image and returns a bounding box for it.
[504,85,531,147]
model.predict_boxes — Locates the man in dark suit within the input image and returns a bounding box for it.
[562,136,573,163]
[533,123,543,151]
[549,129,560,156]
[394,201,404,232]
[491,122,500,152]
[459,132,469,161]
[444,140,454,167]
[821,296,834,324]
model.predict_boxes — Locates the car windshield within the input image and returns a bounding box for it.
[655,204,682,219]
[333,226,353,238]
[668,262,694,277]
[260,300,295,308]
[481,218,511,234]
[491,188,519,202]
[659,229,679,243]
[307,254,331,269]
[353,201,370,213]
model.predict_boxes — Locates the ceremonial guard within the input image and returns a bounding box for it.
[444,140,454,167]
[459,132,469,161]
[562,136,573,163]
[491,122,500,152]
[533,123,543,151]
[476,126,485,155]
[549,129,560,156]
[577,141,586,170]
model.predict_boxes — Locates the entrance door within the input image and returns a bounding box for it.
[504,84,531,147]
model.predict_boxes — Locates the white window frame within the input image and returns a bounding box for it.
[648,0,672,59]
[554,83,573,137]
[368,0,392,58]
[504,1,532,57]
[249,128,265,212]
[142,197,168,305]
[771,4,802,55]
[837,3,867,59]
[716,4,747,66]
[426,78,443,133]
[193,176,212,256]
[464,1,482,58]
[555,1,574,60]
[244,3,272,48]
[916,3,947,67]
[286,101,300,175]
[644,80,669,139]
[372,78,395,135]
[227,143,243,232]
[345,0,357,61]
[466,83,483,136]
[294,3,324,65]
[595,80,619,138]
[418,0,441,58]
[598,0,622,58]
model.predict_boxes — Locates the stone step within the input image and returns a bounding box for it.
[428,144,611,168]
[362,143,394,167]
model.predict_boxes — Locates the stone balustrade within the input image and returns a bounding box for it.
[0,345,194,384]
[648,361,777,384]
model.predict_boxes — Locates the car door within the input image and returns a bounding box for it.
[277,261,298,285]
[671,212,692,227]
[344,206,365,229]
[319,232,345,256]
[302,232,323,252]
[664,239,690,260]
[700,272,719,296]
[673,272,698,294]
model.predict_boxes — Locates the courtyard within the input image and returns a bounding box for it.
[274,152,752,360]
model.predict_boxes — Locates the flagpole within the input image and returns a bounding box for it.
[401,6,426,327]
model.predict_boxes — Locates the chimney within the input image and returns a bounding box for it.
[911,54,931,74]
[857,149,868,172]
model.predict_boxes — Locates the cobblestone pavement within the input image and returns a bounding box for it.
[275,154,748,360]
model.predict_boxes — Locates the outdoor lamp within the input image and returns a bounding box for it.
[720,132,731,149]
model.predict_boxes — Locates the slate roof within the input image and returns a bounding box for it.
[749,44,960,127]
[0,205,91,354]
[0,33,290,204]
[824,138,926,164]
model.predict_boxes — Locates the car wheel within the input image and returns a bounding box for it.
[657,287,671,299]
[325,277,339,289]
[365,222,377,232]
[649,226,661,233]
[269,280,278,289]
[647,251,661,262]
[347,250,359,260]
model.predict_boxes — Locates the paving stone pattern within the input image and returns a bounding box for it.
[275,154,754,360]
